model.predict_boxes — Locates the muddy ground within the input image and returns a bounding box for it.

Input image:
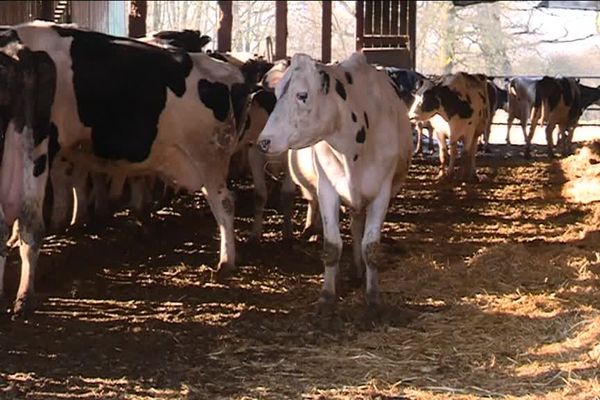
[1,142,599,400]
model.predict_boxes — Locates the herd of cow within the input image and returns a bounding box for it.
[0,21,598,321]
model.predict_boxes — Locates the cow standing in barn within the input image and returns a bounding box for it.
[481,78,508,153]
[408,72,490,182]
[0,21,249,316]
[505,76,539,156]
[257,53,413,319]
[529,76,600,157]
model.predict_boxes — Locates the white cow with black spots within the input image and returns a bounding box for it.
[257,53,413,318]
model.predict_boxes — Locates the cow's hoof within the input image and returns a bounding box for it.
[524,150,532,159]
[12,295,36,319]
[315,293,342,331]
[0,297,10,315]
[212,262,236,282]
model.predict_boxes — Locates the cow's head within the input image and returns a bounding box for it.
[408,79,441,122]
[257,53,338,154]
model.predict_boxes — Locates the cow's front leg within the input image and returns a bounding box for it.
[363,182,392,317]
[316,177,342,318]
[248,145,268,242]
[349,209,366,289]
[203,184,236,280]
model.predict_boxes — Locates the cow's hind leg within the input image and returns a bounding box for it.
[349,210,366,289]
[0,216,10,313]
[545,123,556,158]
[203,184,236,280]
[14,168,47,317]
[248,145,268,243]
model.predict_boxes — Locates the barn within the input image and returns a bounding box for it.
[1,1,600,398]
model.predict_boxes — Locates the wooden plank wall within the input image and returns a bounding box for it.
[0,1,37,25]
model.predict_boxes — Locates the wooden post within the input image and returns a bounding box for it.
[128,0,146,38]
[408,0,416,69]
[322,1,332,63]
[218,1,232,52]
[40,0,54,21]
[356,0,364,51]
[275,1,287,59]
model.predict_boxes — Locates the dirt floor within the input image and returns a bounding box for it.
[1,140,600,400]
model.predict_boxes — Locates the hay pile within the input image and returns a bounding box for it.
[561,141,600,204]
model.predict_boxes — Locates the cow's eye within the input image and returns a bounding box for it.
[296,92,308,103]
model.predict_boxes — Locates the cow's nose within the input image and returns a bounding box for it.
[257,139,271,153]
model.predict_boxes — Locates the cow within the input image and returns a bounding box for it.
[408,72,490,182]
[529,76,600,157]
[505,76,539,155]
[382,67,436,155]
[0,21,250,316]
[256,52,413,319]
[143,29,212,52]
[481,78,508,152]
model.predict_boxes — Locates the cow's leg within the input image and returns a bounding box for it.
[462,132,479,182]
[0,216,10,313]
[15,164,48,317]
[203,184,236,279]
[280,162,296,242]
[545,123,556,158]
[506,115,513,145]
[447,138,459,181]
[436,132,448,179]
[526,108,540,159]
[349,209,366,288]
[413,123,422,155]
[89,172,111,221]
[128,177,152,221]
[427,125,435,153]
[316,176,342,317]
[300,193,321,241]
[362,182,392,316]
[248,145,268,242]
[71,168,90,226]
[49,156,74,230]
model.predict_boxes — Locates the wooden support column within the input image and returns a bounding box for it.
[40,0,54,21]
[322,1,332,62]
[275,1,287,60]
[218,1,232,52]
[408,0,416,69]
[128,0,147,38]
[356,0,364,50]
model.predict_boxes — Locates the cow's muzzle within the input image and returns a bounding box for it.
[257,139,271,153]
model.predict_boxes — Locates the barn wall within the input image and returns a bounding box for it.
[0,1,37,25]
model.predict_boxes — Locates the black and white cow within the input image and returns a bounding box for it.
[506,76,539,154]
[408,72,490,182]
[529,76,600,157]
[257,53,413,318]
[0,21,249,316]
[481,78,508,152]
[143,29,212,52]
